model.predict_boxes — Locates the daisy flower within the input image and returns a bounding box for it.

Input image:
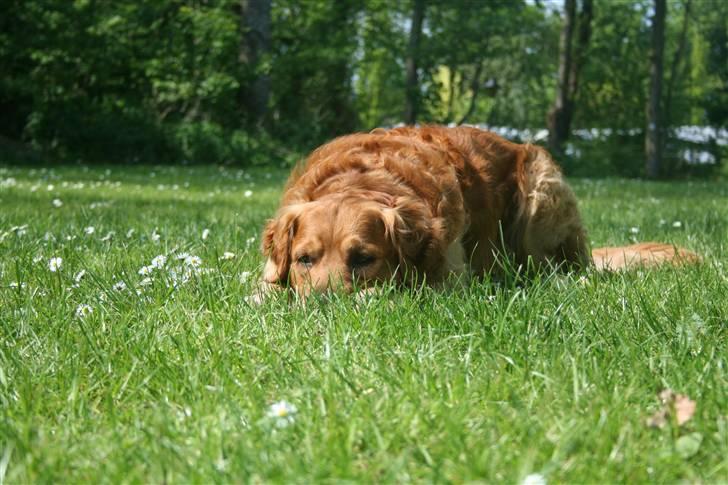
[672,221,682,228]
[74,270,86,283]
[52,198,63,208]
[629,227,640,234]
[112,281,127,291]
[244,190,253,198]
[522,474,547,485]
[75,304,93,319]
[138,265,154,276]
[184,255,202,267]
[49,257,63,272]
[151,255,167,269]
[202,228,210,240]
[219,251,236,261]
[266,400,297,428]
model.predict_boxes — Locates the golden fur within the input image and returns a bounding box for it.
[591,242,700,271]
[260,125,697,295]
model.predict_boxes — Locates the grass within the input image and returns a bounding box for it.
[0,164,726,483]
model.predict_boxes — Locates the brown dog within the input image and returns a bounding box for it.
[260,125,697,296]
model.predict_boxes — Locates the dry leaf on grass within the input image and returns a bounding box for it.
[646,389,696,428]
[674,394,697,426]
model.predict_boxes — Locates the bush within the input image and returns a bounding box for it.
[27,100,177,164]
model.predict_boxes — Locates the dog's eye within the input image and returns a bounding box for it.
[349,252,375,268]
[297,255,313,267]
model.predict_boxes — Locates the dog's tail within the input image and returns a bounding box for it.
[591,242,701,271]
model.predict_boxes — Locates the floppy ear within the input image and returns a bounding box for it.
[261,206,301,286]
[380,197,444,281]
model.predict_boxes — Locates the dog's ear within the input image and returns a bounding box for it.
[261,206,301,286]
[380,197,441,280]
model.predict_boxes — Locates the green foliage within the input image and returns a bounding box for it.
[270,0,362,146]
[0,0,725,174]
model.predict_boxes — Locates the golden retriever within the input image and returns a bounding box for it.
[260,125,698,296]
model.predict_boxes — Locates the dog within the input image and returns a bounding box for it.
[260,125,698,296]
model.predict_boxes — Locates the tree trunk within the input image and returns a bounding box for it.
[239,0,271,126]
[547,0,576,154]
[645,0,666,178]
[665,0,691,129]
[404,0,425,125]
[457,61,484,125]
[445,64,456,123]
[568,0,593,103]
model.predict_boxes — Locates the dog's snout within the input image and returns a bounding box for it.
[297,264,353,294]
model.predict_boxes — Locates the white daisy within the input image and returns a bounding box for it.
[49,257,63,272]
[100,231,115,242]
[239,271,252,283]
[75,304,93,319]
[522,474,547,485]
[266,400,297,428]
[112,281,127,291]
[672,221,682,228]
[139,277,153,287]
[150,230,161,242]
[184,255,202,267]
[52,198,63,208]
[151,255,167,269]
[138,265,154,276]
[244,190,253,198]
[219,251,236,260]
[202,228,210,240]
[74,270,86,283]
[84,226,95,235]
[629,227,640,234]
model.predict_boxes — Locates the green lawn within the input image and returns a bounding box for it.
[1,164,726,483]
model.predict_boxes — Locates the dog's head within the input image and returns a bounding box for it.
[261,193,437,295]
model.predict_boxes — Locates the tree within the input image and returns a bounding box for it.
[664,0,691,129]
[404,0,425,125]
[645,0,666,178]
[547,0,593,154]
[239,0,272,126]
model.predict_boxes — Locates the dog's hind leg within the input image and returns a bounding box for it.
[514,146,591,270]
